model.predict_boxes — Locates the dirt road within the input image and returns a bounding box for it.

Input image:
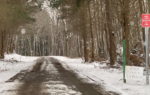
[5,57,119,95]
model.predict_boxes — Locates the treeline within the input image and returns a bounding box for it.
[0,0,35,58]
[1,0,149,66]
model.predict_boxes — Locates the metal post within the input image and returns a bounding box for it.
[123,40,126,83]
[145,27,149,85]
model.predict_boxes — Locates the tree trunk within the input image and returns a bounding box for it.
[105,0,117,66]
[0,30,4,58]
[87,2,95,62]
[122,0,130,65]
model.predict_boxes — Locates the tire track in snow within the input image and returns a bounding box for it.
[3,57,119,95]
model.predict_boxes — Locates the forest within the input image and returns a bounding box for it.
[0,0,149,66]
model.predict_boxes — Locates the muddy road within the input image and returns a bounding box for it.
[4,57,119,95]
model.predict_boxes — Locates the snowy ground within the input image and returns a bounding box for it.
[0,54,38,94]
[53,56,150,95]
[0,54,150,95]
[0,54,38,82]
[0,55,100,95]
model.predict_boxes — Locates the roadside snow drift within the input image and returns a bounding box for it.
[0,53,38,82]
[0,54,38,94]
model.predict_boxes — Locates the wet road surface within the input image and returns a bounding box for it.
[2,57,119,95]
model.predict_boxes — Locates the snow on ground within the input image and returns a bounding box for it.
[4,53,38,62]
[0,54,38,94]
[0,53,38,82]
[53,56,150,95]
[0,61,34,82]
[1,54,149,95]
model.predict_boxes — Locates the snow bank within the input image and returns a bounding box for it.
[0,61,35,82]
[4,53,38,62]
[0,54,38,94]
[0,53,38,82]
[53,56,150,95]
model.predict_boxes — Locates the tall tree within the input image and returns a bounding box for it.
[105,0,117,66]
[121,0,130,65]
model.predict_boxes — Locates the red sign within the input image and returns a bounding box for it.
[142,21,150,27]
[141,14,150,27]
[142,14,150,20]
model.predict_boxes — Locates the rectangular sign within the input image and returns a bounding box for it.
[142,21,150,27]
[142,14,150,20]
[126,66,144,81]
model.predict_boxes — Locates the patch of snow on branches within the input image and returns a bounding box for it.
[41,0,59,25]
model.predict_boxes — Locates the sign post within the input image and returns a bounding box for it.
[142,14,150,85]
[145,27,149,85]
[123,40,127,83]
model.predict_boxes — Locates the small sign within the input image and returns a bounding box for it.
[126,66,144,81]
[142,21,150,27]
[141,14,150,27]
[142,14,150,20]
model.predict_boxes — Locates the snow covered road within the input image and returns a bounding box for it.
[0,57,119,95]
